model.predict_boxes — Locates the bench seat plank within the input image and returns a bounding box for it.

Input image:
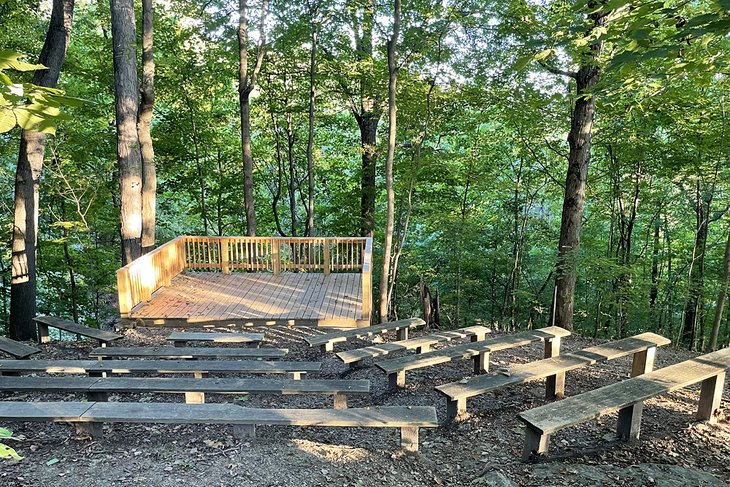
[0,401,94,421]
[0,337,41,359]
[337,325,490,364]
[89,346,287,359]
[166,332,265,344]
[34,316,122,343]
[304,318,426,351]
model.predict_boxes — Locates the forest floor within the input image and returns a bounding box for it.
[0,325,728,486]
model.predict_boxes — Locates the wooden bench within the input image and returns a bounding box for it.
[0,337,40,359]
[0,401,438,452]
[0,359,321,380]
[436,332,671,419]
[0,376,369,408]
[376,326,571,389]
[34,316,122,346]
[89,346,288,360]
[518,347,730,461]
[337,325,491,367]
[304,318,426,352]
[167,332,265,348]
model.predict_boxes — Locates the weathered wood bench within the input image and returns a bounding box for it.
[436,332,671,419]
[0,359,321,380]
[0,376,369,408]
[89,346,288,360]
[304,318,426,352]
[34,316,122,346]
[376,326,571,389]
[166,331,265,348]
[337,325,491,367]
[0,401,438,452]
[0,337,40,359]
[518,347,730,461]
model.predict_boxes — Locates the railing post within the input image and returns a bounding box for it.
[323,239,330,275]
[361,238,373,326]
[116,269,133,317]
[272,238,281,276]
[221,238,230,275]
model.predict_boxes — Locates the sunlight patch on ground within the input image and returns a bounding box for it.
[291,439,370,463]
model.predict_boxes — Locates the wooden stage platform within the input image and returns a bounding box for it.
[128,272,364,328]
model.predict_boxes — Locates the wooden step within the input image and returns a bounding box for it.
[34,316,122,345]
[0,337,40,359]
[304,318,426,352]
[89,346,288,360]
[166,332,265,347]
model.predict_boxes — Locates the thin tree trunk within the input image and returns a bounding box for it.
[285,109,298,237]
[61,206,79,323]
[304,4,318,237]
[10,0,74,340]
[709,223,730,351]
[378,0,400,322]
[649,212,661,330]
[111,0,143,265]
[139,0,156,253]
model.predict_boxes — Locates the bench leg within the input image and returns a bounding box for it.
[233,424,256,438]
[417,344,430,353]
[616,402,643,441]
[545,372,566,400]
[473,352,490,375]
[446,397,467,419]
[396,328,409,341]
[288,372,302,381]
[0,371,20,377]
[471,332,486,343]
[333,393,348,409]
[389,371,406,389]
[630,346,656,377]
[185,392,206,404]
[321,343,334,353]
[89,371,107,378]
[544,337,561,359]
[522,426,549,462]
[173,341,186,348]
[75,422,103,439]
[349,360,363,370]
[87,391,108,402]
[400,426,419,453]
[697,372,725,423]
[193,372,208,379]
[37,324,50,344]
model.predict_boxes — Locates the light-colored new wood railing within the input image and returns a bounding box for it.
[117,236,373,321]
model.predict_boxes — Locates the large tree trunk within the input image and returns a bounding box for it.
[552,11,606,332]
[709,224,730,351]
[110,0,143,265]
[10,0,74,341]
[138,0,156,253]
[378,0,400,322]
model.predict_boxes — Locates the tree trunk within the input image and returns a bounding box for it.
[378,0,400,322]
[709,224,730,351]
[285,110,298,237]
[649,213,661,330]
[139,0,156,253]
[553,11,606,332]
[110,0,143,265]
[10,0,74,341]
[304,8,317,237]
[683,183,712,349]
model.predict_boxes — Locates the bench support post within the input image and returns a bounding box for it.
[630,346,656,377]
[321,343,334,353]
[473,351,489,375]
[416,344,430,353]
[545,371,566,400]
[333,393,348,409]
[233,424,256,438]
[389,371,406,389]
[185,392,206,404]
[616,402,643,441]
[400,426,419,453]
[471,332,486,343]
[396,328,409,341]
[697,371,725,423]
[88,391,108,402]
[543,336,561,359]
[75,422,103,439]
[173,341,186,348]
[288,372,302,381]
[522,426,549,462]
[37,323,50,344]
[446,397,467,419]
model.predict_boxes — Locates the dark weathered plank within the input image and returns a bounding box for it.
[304,318,426,348]
[166,332,265,344]
[0,376,99,392]
[34,316,122,343]
[0,337,41,359]
[0,401,93,421]
[89,346,288,359]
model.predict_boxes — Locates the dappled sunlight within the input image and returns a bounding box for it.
[290,438,371,462]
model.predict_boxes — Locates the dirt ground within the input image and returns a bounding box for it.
[0,325,728,486]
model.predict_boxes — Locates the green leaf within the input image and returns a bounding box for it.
[46,457,59,466]
[0,443,22,461]
[0,109,16,133]
[0,428,13,439]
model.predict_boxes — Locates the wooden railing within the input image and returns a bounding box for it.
[117,236,373,321]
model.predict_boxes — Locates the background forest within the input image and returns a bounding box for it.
[2,0,730,351]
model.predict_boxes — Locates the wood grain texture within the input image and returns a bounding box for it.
[166,332,265,344]
[34,316,122,342]
[0,337,40,359]
[304,318,426,347]
[89,346,287,359]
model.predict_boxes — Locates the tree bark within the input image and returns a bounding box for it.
[378,0,400,322]
[553,10,606,332]
[10,0,74,341]
[709,224,730,351]
[304,4,318,237]
[110,0,143,265]
[138,0,156,253]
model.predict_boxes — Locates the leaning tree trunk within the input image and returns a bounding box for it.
[10,0,74,341]
[709,224,730,351]
[138,0,156,253]
[552,11,606,332]
[110,0,143,265]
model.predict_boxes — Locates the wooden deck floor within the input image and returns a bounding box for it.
[128,272,364,328]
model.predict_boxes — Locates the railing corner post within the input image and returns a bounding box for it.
[323,240,331,276]
[221,238,230,275]
[272,238,281,276]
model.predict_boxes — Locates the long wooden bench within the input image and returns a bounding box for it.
[89,346,288,360]
[0,337,40,359]
[518,347,730,461]
[34,316,122,346]
[0,359,321,380]
[167,332,265,348]
[376,326,571,389]
[436,332,671,418]
[0,401,438,452]
[0,376,369,408]
[304,318,426,352]
[337,325,491,367]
